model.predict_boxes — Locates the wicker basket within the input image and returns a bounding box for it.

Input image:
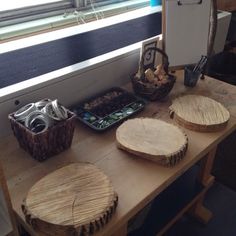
[8,110,76,161]
[132,47,176,101]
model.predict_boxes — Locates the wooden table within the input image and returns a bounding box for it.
[0,160,19,236]
[1,71,236,236]
[217,0,236,12]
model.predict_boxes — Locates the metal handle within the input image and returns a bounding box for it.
[177,0,202,6]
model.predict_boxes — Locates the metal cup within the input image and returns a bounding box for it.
[184,65,201,87]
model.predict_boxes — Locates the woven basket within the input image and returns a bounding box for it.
[8,110,76,161]
[132,47,176,101]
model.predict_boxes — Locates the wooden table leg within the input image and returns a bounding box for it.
[0,161,20,236]
[189,147,217,224]
[111,224,127,236]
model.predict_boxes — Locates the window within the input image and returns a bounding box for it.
[1,0,68,11]
[0,0,149,27]
[0,9,162,89]
[0,0,73,26]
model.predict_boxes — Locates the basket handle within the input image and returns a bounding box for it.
[169,108,175,119]
[139,47,170,79]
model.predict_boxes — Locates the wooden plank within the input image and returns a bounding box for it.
[111,224,127,236]
[189,148,218,224]
[217,0,236,11]
[0,161,19,236]
[198,148,217,186]
[0,73,236,236]
[170,95,230,132]
[0,202,12,236]
[116,118,188,166]
[190,201,213,224]
[22,163,118,236]
[156,175,214,236]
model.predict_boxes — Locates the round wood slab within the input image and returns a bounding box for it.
[116,118,188,166]
[169,95,230,132]
[22,163,118,236]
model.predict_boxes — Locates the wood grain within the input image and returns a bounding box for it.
[217,0,236,11]
[116,118,188,166]
[169,95,230,132]
[1,72,236,236]
[0,160,19,236]
[22,163,118,236]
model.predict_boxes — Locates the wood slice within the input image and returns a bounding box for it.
[169,95,230,132]
[116,118,188,166]
[22,163,118,236]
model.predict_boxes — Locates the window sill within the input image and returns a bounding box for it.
[0,0,150,42]
[0,6,162,137]
[0,6,162,102]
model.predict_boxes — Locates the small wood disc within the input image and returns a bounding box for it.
[22,163,118,236]
[169,95,230,132]
[116,118,188,166]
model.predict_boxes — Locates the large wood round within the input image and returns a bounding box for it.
[116,118,188,166]
[22,163,118,236]
[169,95,230,132]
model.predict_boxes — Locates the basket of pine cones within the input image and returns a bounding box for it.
[131,47,176,101]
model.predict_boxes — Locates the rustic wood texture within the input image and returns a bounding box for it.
[8,110,76,162]
[217,0,236,11]
[116,118,188,166]
[156,176,214,236]
[169,95,230,132]
[1,71,236,236]
[0,161,19,236]
[22,163,118,236]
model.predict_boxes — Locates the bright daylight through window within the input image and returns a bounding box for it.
[1,0,63,11]
[0,0,149,28]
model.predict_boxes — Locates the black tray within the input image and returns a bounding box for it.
[71,87,146,131]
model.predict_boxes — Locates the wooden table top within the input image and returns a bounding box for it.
[1,71,236,236]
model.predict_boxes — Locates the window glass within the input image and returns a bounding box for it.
[0,0,149,35]
[1,0,66,11]
[0,0,148,23]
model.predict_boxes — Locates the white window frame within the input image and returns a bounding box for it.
[0,6,161,98]
[0,0,149,27]
[0,1,74,26]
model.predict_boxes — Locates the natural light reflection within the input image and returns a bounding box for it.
[0,0,62,11]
